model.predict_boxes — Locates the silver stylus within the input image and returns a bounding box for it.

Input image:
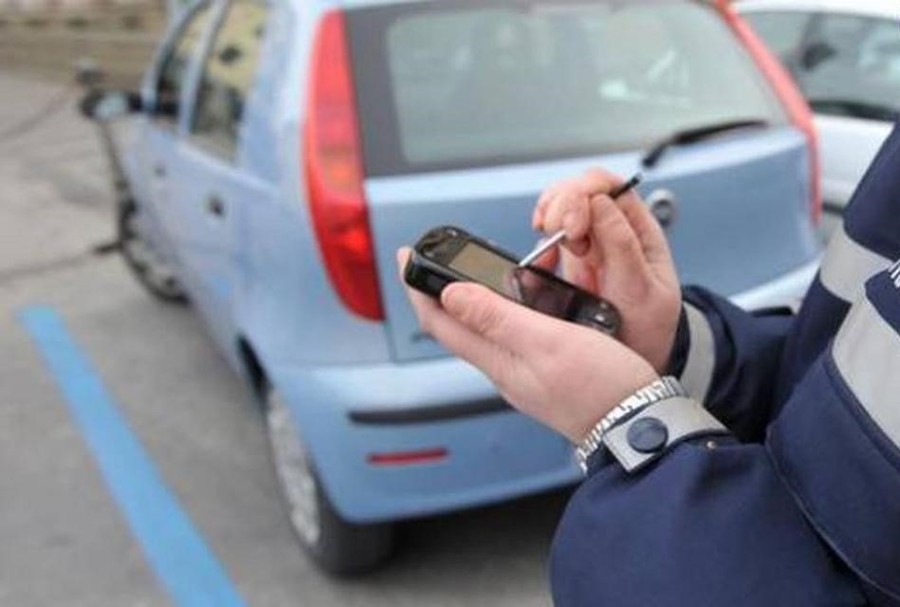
[518,230,567,268]
[518,173,643,268]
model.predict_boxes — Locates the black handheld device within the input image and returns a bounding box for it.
[404,226,621,336]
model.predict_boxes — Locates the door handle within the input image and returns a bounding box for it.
[153,164,166,178]
[206,195,226,217]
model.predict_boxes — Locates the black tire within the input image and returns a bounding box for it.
[117,198,187,303]
[263,386,395,575]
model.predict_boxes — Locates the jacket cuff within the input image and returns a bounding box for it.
[603,397,729,473]
[585,396,730,475]
[666,296,717,404]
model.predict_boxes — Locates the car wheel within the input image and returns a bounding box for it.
[263,385,395,575]
[117,198,187,303]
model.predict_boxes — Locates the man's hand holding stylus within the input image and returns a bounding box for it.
[533,168,682,373]
[398,168,682,441]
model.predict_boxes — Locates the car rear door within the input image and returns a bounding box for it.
[342,0,820,362]
[141,1,216,274]
[164,0,272,351]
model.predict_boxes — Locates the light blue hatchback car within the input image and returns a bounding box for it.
[85,0,822,574]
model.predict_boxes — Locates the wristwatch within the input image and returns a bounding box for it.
[575,376,687,472]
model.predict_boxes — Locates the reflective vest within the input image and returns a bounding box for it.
[550,123,900,606]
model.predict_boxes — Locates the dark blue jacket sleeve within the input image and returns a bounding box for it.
[669,287,793,442]
[670,122,900,443]
[550,270,900,606]
[550,436,867,606]
[767,271,900,604]
[551,126,900,605]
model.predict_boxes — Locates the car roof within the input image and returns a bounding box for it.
[736,0,900,20]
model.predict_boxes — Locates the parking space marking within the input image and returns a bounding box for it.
[19,306,248,607]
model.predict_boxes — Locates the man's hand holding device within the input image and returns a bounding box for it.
[397,247,658,445]
[398,170,682,444]
[533,169,682,373]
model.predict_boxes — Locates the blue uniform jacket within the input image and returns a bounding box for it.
[550,124,900,606]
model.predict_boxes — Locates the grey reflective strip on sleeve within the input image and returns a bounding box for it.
[603,397,728,473]
[820,227,890,303]
[832,297,900,447]
[681,303,715,404]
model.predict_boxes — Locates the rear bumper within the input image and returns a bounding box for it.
[268,359,580,524]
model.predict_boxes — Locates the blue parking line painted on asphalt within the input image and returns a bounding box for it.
[19,306,247,607]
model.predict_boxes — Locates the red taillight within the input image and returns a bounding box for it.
[304,11,384,321]
[718,1,822,225]
[367,448,449,467]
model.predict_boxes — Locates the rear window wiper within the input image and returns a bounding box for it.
[641,119,769,169]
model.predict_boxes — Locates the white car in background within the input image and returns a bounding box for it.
[738,0,900,235]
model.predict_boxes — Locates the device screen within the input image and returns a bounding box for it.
[447,241,579,318]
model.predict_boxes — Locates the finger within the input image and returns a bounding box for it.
[534,167,633,251]
[534,175,592,233]
[588,194,650,278]
[396,252,491,357]
[404,277,443,322]
[396,246,412,280]
[533,181,568,230]
[535,190,569,234]
[559,248,600,293]
[529,243,560,272]
[440,282,560,356]
[580,168,623,194]
[533,169,621,232]
[541,201,593,260]
[542,168,630,249]
[541,191,578,236]
[397,249,525,385]
[397,246,445,324]
[406,280,508,370]
[562,214,591,257]
[618,195,676,270]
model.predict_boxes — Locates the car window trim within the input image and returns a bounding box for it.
[739,10,820,85]
[184,0,272,166]
[144,0,223,135]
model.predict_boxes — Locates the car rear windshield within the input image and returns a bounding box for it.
[347,0,787,177]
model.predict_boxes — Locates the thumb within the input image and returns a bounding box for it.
[441,282,553,354]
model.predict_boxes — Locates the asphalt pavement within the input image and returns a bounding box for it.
[0,72,566,607]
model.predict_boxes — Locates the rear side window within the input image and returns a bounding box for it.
[155,3,214,126]
[348,0,787,176]
[741,11,813,61]
[190,0,270,160]
[799,14,900,122]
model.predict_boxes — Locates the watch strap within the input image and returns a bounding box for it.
[576,376,686,472]
[603,396,729,473]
